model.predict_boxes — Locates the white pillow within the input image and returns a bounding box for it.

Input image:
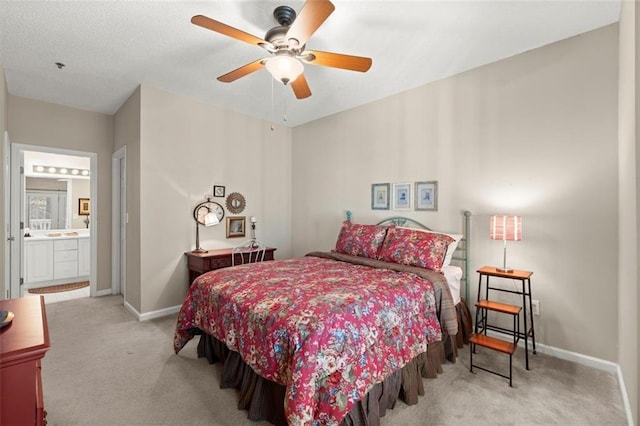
[399,227,462,267]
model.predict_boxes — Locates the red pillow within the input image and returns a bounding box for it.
[378,227,454,272]
[335,221,389,259]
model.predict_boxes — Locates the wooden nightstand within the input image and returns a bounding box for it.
[185,247,277,285]
[1,296,50,425]
[475,266,536,369]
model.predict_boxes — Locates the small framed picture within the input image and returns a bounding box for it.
[392,183,411,210]
[213,185,225,197]
[371,183,390,210]
[415,181,438,211]
[78,198,90,215]
[226,216,246,238]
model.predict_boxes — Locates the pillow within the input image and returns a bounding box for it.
[334,221,389,259]
[399,227,462,267]
[378,227,454,272]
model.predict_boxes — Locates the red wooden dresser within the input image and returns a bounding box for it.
[0,296,51,425]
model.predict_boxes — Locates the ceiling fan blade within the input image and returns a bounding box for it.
[217,59,266,83]
[286,0,335,48]
[302,50,372,72]
[291,74,312,99]
[192,15,269,47]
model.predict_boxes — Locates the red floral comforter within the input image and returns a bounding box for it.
[174,255,442,425]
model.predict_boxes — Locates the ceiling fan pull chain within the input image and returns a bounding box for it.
[270,77,275,131]
[283,87,288,122]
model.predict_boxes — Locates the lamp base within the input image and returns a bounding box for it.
[192,248,208,253]
[495,266,514,273]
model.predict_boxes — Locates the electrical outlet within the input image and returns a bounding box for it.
[532,299,540,316]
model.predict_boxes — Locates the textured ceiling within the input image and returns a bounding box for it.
[0,1,621,127]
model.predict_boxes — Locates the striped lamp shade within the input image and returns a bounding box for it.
[490,215,522,241]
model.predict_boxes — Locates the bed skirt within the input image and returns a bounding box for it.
[195,300,473,426]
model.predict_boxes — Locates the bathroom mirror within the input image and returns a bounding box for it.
[23,151,92,232]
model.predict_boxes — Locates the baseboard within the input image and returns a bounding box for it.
[485,330,617,374]
[123,300,181,321]
[617,365,635,426]
[95,289,112,297]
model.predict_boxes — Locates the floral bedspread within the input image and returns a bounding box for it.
[174,255,442,425]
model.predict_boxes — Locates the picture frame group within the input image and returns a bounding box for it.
[370,181,438,211]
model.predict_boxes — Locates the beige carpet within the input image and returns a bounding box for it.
[40,295,627,425]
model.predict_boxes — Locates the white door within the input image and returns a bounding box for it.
[9,145,25,298]
[112,146,126,297]
[3,131,10,299]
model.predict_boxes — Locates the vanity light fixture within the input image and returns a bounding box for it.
[32,165,91,177]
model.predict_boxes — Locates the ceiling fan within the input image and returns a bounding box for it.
[191,0,372,99]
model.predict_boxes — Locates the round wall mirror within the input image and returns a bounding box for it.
[226,192,246,214]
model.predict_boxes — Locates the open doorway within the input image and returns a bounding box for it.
[9,144,97,302]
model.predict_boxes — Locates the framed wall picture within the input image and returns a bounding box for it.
[392,183,411,210]
[226,216,246,238]
[213,185,225,197]
[78,198,90,215]
[371,183,390,210]
[415,181,438,211]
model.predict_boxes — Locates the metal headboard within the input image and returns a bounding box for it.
[345,210,472,301]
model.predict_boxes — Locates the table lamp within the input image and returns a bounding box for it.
[490,215,522,272]
[193,200,220,253]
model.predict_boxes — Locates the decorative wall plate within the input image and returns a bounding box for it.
[226,192,246,214]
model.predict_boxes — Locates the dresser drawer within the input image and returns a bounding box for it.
[54,249,78,262]
[54,261,78,279]
[54,239,78,251]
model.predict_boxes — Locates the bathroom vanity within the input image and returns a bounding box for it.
[24,232,90,288]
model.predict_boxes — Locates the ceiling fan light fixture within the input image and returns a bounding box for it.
[265,52,303,85]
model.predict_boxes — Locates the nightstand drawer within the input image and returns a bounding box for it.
[210,257,232,269]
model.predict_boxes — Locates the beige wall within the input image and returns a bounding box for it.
[114,88,141,312]
[293,25,619,361]
[0,68,6,299]
[137,84,292,313]
[619,2,640,423]
[7,96,113,293]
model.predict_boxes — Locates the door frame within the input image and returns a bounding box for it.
[3,131,10,299]
[111,146,126,298]
[9,143,97,298]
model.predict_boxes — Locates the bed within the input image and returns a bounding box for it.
[174,212,473,425]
